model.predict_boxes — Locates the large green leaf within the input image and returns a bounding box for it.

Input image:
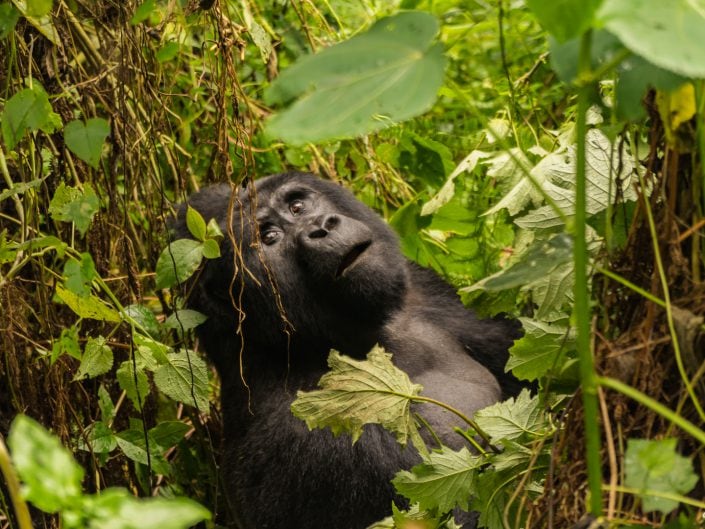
[598,0,705,78]
[48,183,101,236]
[506,319,575,380]
[291,346,425,451]
[474,390,547,442]
[116,360,150,411]
[74,336,114,380]
[527,0,603,42]
[153,350,210,412]
[55,285,121,322]
[265,11,445,144]
[8,415,84,513]
[64,118,110,169]
[624,438,698,513]
[392,447,482,513]
[1,84,61,150]
[155,239,204,290]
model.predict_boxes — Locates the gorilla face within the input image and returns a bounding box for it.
[181,173,409,363]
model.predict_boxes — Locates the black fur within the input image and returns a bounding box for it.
[175,172,522,529]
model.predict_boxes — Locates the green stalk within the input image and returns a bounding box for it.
[574,30,603,517]
[0,434,34,529]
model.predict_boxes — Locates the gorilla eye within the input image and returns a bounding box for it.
[289,199,306,216]
[261,228,281,245]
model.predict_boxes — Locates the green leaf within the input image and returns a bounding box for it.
[51,325,81,364]
[124,304,161,338]
[1,84,61,150]
[8,415,84,513]
[114,429,171,475]
[83,488,210,529]
[25,0,52,16]
[472,234,573,292]
[48,183,101,236]
[55,285,121,322]
[598,0,705,78]
[64,118,110,169]
[155,239,204,289]
[131,0,155,24]
[474,389,547,442]
[163,309,207,331]
[116,360,150,411]
[291,346,425,450]
[265,12,445,144]
[201,238,221,259]
[0,177,44,202]
[63,252,98,297]
[149,421,190,451]
[156,41,180,63]
[134,332,170,369]
[392,447,482,513]
[506,319,575,381]
[74,336,113,380]
[527,0,603,42]
[0,4,20,38]
[77,421,117,453]
[98,384,116,423]
[185,206,206,241]
[625,438,698,514]
[153,350,210,412]
[205,218,223,241]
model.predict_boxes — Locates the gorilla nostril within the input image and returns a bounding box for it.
[308,228,328,239]
[324,215,340,231]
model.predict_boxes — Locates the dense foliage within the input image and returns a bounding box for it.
[1,1,705,528]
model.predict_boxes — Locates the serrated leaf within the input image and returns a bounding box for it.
[163,309,207,331]
[1,84,61,150]
[8,415,84,513]
[84,489,210,529]
[155,239,204,289]
[74,336,113,380]
[124,304,161,338]
[468,233,573,292]
[116,360,150,411]
[527,0,602,42]
[77,421,117,453]
[98,384,115,423]
[625,438,698,514]
[291,346,424,450]
[64,118,110,169]
[153,350,209,412]
[149,421,190,451]
[51,325,81,364]
[392,447,482,513]
[134,332,170,369]
[530,262,575,321]
[598,0,705,78]
[185,206,206,241]
[48,182,100,236]
[514,129,639,229]
[474,389,546,442]
[55,285,121,322]
[506,318,575,381]
[265,12,445,144]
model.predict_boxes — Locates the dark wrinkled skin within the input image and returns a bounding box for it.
[175,172,523,529]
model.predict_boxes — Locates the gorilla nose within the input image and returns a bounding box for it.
[308,214,340,239]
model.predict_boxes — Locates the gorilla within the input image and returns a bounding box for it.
[175,172,522,529]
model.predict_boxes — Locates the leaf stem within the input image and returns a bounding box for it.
[0,433,34,529]
[574,29,603,518]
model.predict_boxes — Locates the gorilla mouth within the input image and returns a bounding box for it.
[336,241,372,277]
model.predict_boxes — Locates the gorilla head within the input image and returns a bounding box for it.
[175,172,522,529]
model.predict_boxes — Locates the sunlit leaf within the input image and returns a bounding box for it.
[55,285,120,322]
[265,12,445,144]
[153,350,210,412]
[291,346,425,451]
[48,183,101,236]
[625,438,698,513]
[474,390,547,442]
[8,415,83,513]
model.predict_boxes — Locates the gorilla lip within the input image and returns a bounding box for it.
[336,240,371,277]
